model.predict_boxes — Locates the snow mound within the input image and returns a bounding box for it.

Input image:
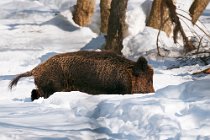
[156,79,210,101]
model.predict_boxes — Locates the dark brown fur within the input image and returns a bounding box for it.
[9,51,154,100]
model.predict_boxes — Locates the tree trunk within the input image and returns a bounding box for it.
[104,0,128,54]
[73,0,96,26]
[147,0,196,53]
[164,0,195,52]
[100,0,112,34]
[146,0,173,36]
[189,0,210,24]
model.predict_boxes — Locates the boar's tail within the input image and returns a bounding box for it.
[132,56,148,76]
[9,71,32,90]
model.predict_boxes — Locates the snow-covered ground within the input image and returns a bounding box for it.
[0,0,210,139]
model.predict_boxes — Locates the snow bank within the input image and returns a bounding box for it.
[31,79,210,139]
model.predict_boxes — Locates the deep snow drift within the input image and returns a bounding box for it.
[0,0,210,140]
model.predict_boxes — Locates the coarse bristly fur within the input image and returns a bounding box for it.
[9,51,155,101]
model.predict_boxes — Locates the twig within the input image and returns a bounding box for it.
[164,0,196,52]
[179,17,200,38]
[177,13,210,39]
[196,36,204,53]
[189,51,210,55]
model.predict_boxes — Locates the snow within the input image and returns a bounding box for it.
[0,0,210,139]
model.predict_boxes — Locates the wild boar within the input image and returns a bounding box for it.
[9,51,154,101]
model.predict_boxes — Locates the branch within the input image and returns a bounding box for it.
[193,67,210,75]
[177,13,210,39]
[164,0,196,52]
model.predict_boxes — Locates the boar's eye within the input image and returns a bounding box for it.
[132,67,141,76]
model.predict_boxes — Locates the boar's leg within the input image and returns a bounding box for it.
[38,81,58,99]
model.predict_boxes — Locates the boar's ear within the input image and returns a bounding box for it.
[132,56,148,76]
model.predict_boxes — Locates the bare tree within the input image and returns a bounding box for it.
[71,0,209,55]
[146,0,173,36]
[147,0,198,53]
[164,0,196,52]
[73,0,96,26]
[104,0,128,54]
[100,0,112,34]
[189,0,210,24]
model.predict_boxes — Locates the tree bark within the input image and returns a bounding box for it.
[104,0,128,54]
[100,0,112,34]
[189,0,210,24]
[148,0,196,53]
[146,0,173,36]
[164,0,195,52]
[73,0,96,26]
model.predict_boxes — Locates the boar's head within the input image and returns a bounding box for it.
[131,56,155,93]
